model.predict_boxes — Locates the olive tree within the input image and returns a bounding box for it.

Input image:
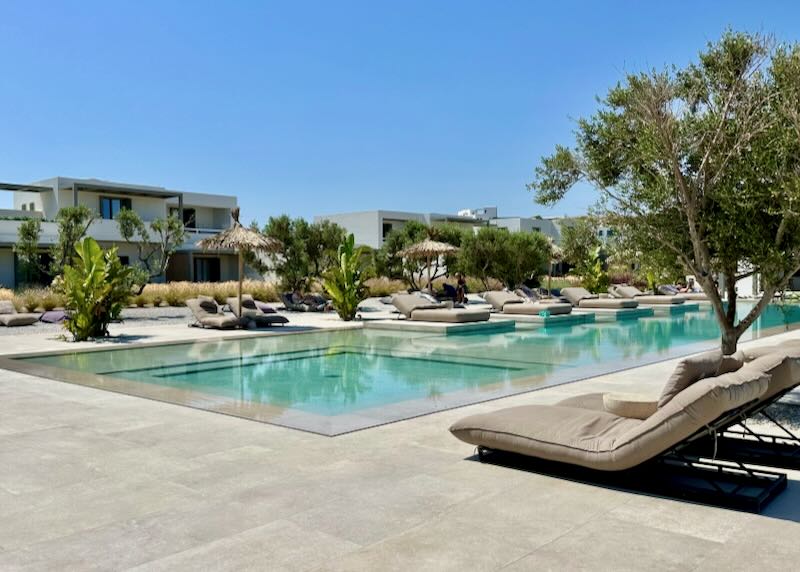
[261,215,346,292]
[459,227,551,290]
[16,206,96,282]
[116,209,186,294]
[530,32,800,353]
[378,222,465,290]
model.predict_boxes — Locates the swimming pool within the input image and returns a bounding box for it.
[8,302,800,435]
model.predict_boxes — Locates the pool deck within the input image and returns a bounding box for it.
[1,305,800,570]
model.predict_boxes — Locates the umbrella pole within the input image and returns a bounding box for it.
[427,255,432,294]
[238,251,244,326]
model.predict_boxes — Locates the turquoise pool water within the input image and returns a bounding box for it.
[15,302,800,434]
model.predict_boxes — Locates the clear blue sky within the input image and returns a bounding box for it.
[1,1,798,225]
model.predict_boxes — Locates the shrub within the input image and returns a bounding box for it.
[17,288,45,312]
[365,277,406,297]
[41,290,65,311]
[323,234,370,321]
[62,238,134,341]
[133,293,150,307]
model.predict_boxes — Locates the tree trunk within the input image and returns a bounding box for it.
[720,325,740,355]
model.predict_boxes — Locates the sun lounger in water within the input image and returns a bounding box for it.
[227,295,289,327]
[609,284,686,305]
[450,346,798,511]
[186,297,240,329]
[561,287,638,309]
[391,294,489,323]
[483,291,572,316]
[0,300,40,327]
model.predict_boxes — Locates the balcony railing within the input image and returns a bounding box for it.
[183,226,226,234]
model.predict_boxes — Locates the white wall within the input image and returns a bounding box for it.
[12,191,44,213]
[315,212,382,248]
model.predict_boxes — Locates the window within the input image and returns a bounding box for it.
[119,256,130,266]
[21,204,26,211]
[382,222,393,239]
[29,202,34,211]
[606,229,615,237]
[100,197,132,219]
[194,257,221,282]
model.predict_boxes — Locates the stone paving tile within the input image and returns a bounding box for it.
[129,520,360,572]
[0,477,203,551]
[691,515,800,571]
[605,494,754,543]
[503,516,720,571]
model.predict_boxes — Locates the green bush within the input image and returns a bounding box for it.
[62,238,134,341]
[580,247,611,294]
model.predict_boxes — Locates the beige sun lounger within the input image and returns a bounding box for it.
[0,300,40,327]
[392,294,489,323]
[450,350,772,472]
[658,285,709,301]
[186,297,241,329]
[227,295,289,327]
[483,291,572,316]
[681,292,710,301]
[609,285,686,305]
[561,287,638,309]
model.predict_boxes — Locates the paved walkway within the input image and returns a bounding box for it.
[1,310,799,570]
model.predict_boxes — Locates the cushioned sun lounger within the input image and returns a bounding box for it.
[609,285,686,305]
[659,285,709,301]
[450,352,769,472]
[186,297,241,329]
[681,292,710,301]
[227,295,289,327]
[483,291,572,316]
[0,300,40,327]
[514,285,564,303]
[683,343,800,469]
[391,294,489,323]
[561,287,638,309]
[281,292,329,312]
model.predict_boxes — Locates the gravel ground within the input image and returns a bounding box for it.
[0,306,194,336]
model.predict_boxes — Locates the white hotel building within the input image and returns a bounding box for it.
[0,177,239,288]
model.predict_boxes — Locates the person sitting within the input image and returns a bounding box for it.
[441,283,458,300]
[455,273,468,304]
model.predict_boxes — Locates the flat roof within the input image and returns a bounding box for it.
[0,182,53,193]
[66,180,182,199]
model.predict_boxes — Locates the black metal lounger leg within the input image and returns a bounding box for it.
[471,445,787,513]
[711,412,800,469]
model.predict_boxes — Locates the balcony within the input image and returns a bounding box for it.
[0,217,228,248]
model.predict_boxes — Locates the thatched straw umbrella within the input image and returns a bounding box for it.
[197,207,281,316]
[399,239,459,294]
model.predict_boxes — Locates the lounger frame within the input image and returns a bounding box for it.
[686,385,800,470]
[475,398,788,513]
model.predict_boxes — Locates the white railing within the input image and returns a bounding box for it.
[183,227,227,234]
